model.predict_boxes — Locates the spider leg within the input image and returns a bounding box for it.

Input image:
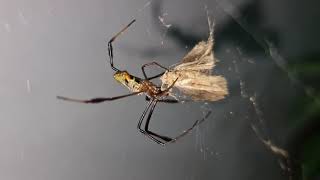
[57,92,140,104]
[141,62,169,80]
[146,72,165,81]
[141,97,211,145]
[137,100,153,130]
[145,96,179,103]
[137,100,166,145]
[107,19,136,72]
[168,110,212,144]
[137,99,173,145]
[143,100,173,142]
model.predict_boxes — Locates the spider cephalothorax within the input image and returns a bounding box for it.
[113,71,142,92]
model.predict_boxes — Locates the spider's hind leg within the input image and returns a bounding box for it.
[137,99,173,145]
[139,97,211,145]
[169,110,212,144]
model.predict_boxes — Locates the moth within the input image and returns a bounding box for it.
[160,18,228,101]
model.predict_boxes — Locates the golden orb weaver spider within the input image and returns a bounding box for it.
[57,20,210,145]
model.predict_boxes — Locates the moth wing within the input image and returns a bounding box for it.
[174,72,228,101]
[174,24,215,72]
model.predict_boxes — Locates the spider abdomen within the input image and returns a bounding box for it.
[139,81,162,97]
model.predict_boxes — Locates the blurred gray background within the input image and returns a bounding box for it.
[0,0,319,180]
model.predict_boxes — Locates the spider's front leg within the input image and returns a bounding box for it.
[145,96,179,103]
[107,19,136,72]
[57,92,141,104]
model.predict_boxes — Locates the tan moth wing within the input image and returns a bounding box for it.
[161,19,228,101]
[174,22,215,73]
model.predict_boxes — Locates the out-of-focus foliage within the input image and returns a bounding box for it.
[288,53,320,180]
[302,135,320,179]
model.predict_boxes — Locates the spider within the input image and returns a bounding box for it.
[57,19,210,145]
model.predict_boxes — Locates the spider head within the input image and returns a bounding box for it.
[113,71,141,92]
[113,71,132,84]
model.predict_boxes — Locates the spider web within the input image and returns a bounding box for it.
[132,1,299,178]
